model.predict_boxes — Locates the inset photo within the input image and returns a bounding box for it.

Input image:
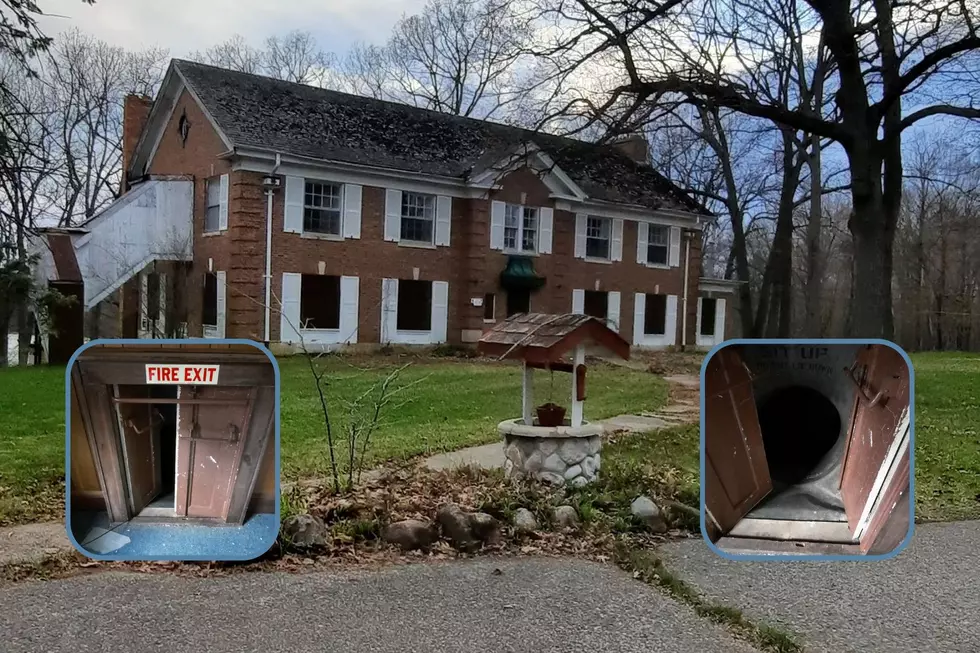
[66,340,279,561]
[702,341,912,558]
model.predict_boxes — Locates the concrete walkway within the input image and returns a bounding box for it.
[0,557,760,652]
[660,520,980,653]
[0,522,72,566]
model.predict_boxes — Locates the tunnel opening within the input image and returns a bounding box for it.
[757,385,842,486]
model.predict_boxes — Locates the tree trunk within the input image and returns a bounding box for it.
[804,139,823,337]
[848,211,894,339]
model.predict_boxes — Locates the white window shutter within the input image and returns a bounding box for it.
[339,276,359,344]
[435,196,452,246]
[572,288,585,314]
[714,298,726,341]
[666,295,679,346]
[380,278,398,343]
[284,176,304,234]
[215,270,227,338]
[607,291,621,332]
[280,273,302,344]
[343,184,362,239]
[431,281,449,343]
[489,201,506,250]
[633,293,646,345]
[669,226,682,267]
[218,174,229,231]
[538,207,554,254]
[574,214,587,259]
[611,219,624,261]
[636,222,649,265]
[384,190,402,242]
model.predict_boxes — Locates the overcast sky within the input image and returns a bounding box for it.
[36,0,428,57]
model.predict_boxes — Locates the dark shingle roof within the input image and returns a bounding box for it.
[173,59,705,214]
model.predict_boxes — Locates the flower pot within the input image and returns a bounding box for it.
[535,402,566,427]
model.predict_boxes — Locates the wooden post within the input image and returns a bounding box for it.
[522,361,534,425]
[570,344,585,427]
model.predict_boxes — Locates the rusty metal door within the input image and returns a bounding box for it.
[703,348,772,540]
[115,386,163,514]
[175,386,255,521]
[839,345,911,535]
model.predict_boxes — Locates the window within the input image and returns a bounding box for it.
[204,177,221,233]
[644,293,667,335]
[586,217,611,259]
[397,280,432,331]
[700,298,718,336]
[504,204,538,252]
[400,192,435,243]
[202,272,217,327]
[647,225,670,266]
[483,293,496,321]
[583,291,608,320]
[300,275,341,329]
[506,290,530,317]
[303,181,342,235]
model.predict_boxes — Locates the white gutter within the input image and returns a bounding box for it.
[681,230,692,350]
[263,153,281,346]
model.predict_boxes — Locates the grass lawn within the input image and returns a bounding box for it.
[0,354,666,525]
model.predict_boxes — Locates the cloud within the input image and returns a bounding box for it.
[36,0,428,56]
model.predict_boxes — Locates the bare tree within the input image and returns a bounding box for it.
[190,30,333,86]
[531,0,980,338]
[341,0,535,119]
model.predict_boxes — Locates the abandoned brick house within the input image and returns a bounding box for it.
[33,59,740,359]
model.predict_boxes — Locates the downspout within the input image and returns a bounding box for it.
[681,229,692,351]
[264,153,281,346]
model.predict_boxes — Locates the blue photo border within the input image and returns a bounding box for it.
[699,338,916,562]
[64,338,282,562]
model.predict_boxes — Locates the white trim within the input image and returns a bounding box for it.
[501,202,542,255]
[554,198,701,228]
[633,293,678,349]
[853,407,911,542]
[467,143,588,201]
[695,296,726,349]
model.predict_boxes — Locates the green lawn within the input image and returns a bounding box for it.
[0,354,666,525]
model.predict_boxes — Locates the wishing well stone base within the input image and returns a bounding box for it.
[498,418,603,488]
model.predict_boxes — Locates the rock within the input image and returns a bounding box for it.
[563,464,583,480]
[436,503,479,551]
[513,508,538,532]
[594,453,601,471]
[542,453,566,474]
[504,442,524,466]
[525,450,545,473]
[553,505,579,529]
[504,459,515,477]
[587,436,602,455]
[382,519,438,552]
[281,514,328,548]
[569,475,590,488]
[631,496,668,533]
[558,438,590,464]
[468,512,502,545]
[580,455,596,478]
[537,471,565,486]
[539,439,559,456]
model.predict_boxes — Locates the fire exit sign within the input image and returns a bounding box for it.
[145,364,220,385]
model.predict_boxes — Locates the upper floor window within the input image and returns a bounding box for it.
[504,204,538,253]
[204,177,221,233]
[304,181,342,236]
[586,216,611,259]
[648,225,670,266]
[401,192,435,244]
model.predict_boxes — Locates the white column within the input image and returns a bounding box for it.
[570,344,586,427]
[522,362,534,425]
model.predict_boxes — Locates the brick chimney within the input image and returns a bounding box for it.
[611,133,650,165]
[120,94,154,195]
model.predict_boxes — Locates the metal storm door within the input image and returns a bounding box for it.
[839,345,911,546]
[703,348,772,541]
[175,386,255,521]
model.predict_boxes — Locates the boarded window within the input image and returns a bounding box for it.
[397,280,432,331]
[400,192,435,243]
[303,181,342,235]
[644,293,667,335]
[506,290,530,317]
[700,298,717,336]
[204,177,221,233]
[146,273,160,321]
[648,225,669,266]
[585,217,611,259]
[483,293,495,321]
[584,290,608,320]
[300,274,341,329]
[202,272,217,327]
